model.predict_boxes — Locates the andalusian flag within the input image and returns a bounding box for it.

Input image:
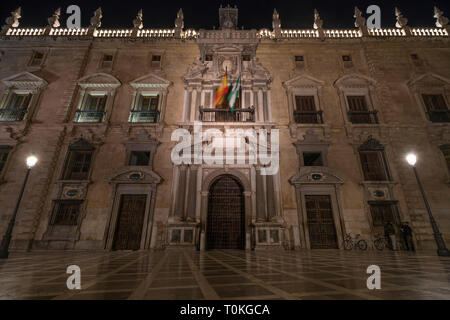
[228,76,240,113]
[214,71,229,107]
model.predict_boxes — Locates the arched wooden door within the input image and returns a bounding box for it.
[207,175,245,249]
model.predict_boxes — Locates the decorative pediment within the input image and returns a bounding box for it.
[283,74,324,89]
[406,73,450,88]
[358,135,384,151]
[109,167,162,185]
[130,73,172,89]
[78,72,121,89]
[289,167,344,185]
[334,74,375,89]
[69,138,95,151]
[2,71,47,89]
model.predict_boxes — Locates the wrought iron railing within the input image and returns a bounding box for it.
[129,110,160,123]
[199,107,255,122]
[427,110,450,123]
[294,110,323,124]
[74,110,106,123]
[0,108,28,122]
[348,110,379,124]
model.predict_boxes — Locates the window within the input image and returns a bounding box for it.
[422,94,449,122]
[101,54,113,68]
[30,51,44,66]
[342,55,353,68]
[50,200,81,225]
[295,55,305,69]
[75,94,107,123]
[369,203,399,227]
[205,55,213,61]
[440,145,450,172]
[294,95,321,123]
[129,94,160,123]
[151,55,161,68]
[0,147,10,175]
[63,151,93,180]
[410,54,419,60]
[303,152,323,166]
[129,151,150,166]
[138,95,159,111]
[242,55,251,61]
[0,92,32,121]
[347,95,378,124]
[359,151,389,181]
[410,53,424,67]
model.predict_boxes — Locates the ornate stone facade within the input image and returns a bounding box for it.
[0,6,449,252]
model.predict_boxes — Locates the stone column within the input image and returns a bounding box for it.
[200,190,209,251]
[252,88,259,121]
[266,174,276,220]
[257,89,264,122]
[173,165,187,219]
[185,165,198,220]
[244,191,252,250]
[190,88,198,122]
[255,167,267,221]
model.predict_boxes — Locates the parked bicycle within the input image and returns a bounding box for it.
[373,233,387,250]
[343,233,368,251]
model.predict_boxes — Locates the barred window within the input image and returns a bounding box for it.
[51,201,81,225]
[370,203,398,227]
[101,54,113,68]
[84,94,107,111]
[359,151,389,181]
[30,51,44,66]
[129,151,150,166]
[63,151,93,180]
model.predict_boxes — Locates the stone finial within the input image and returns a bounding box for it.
[434,6,449,28]
[133,9,143,29]
[1,7,21,35]
[395,7,408,28]
[272,9,281,39]
[313,9,323,29]
[174,8,184,38]
[90,7,102,29]
[47,8,61,28]
[354,7,368,36]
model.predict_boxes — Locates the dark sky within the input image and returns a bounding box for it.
[0,0,448,30]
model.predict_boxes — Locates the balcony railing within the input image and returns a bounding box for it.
[199,107,255,122]
[74,110,106,123]
[129,110,160,123]
[294,110,323,124]
[0,108,28,122]
[348,110,379,124]
[427,110,450,123]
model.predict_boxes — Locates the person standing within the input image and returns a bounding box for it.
[400,221,415,251]
[384,221,397,250]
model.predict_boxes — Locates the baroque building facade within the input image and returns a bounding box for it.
[0,6,449,252]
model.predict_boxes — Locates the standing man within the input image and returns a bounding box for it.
[384,221,397,250]
[400,221,415,251]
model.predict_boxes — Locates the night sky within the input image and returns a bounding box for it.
[0,0,448,30]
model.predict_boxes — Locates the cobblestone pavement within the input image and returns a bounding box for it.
[0,249,449,300]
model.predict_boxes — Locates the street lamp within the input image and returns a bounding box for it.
[405,153,450,256]
[0,155,38,259]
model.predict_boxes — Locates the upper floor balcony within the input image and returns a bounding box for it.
[427,110,450,123]
[199,107,255,122]
[74,110,106,123]
[294,110,323,124]
[348,110,379,124]
[129,110,160,123]
[0,108,28,122]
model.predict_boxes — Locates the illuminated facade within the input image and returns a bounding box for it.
[0,5,449,252]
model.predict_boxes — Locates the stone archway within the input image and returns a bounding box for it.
[207,175,245,249]
[200,169,252,251]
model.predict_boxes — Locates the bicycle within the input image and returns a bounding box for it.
[343,233,368,250]
[373,233,387,251]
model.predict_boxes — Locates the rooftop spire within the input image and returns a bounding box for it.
[272,9,281,39]
[395,7,408,28]
[47,8,61,28]
[133,9,143,29]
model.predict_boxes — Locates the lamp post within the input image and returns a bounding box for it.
[0,155,38,259]
[406,153,450,256]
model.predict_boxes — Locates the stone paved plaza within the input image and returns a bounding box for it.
[0,250,449,300]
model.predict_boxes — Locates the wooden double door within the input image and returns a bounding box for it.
[305,195,338,249]
[207,175,245,249]
[113,194,147,250]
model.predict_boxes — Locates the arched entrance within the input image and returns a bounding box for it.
[207,175,245,249]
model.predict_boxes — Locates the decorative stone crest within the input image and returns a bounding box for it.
[272,9,281,39]
[133,9,143,30]
[185,57,208,79]
[1,7,21,35]
[174,8,184,38]
[434,7,449,29]
[395,7,408,28]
